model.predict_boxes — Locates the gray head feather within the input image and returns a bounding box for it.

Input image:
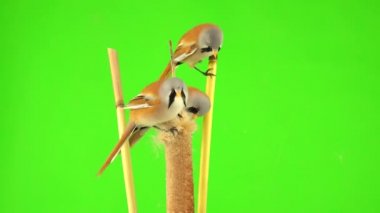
[187,89,211,116]
[199,27,223,51]
[159,77,188,105]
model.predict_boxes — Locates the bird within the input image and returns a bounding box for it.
[159,23,223,80]
[97,77,188,175]
[185,87,211,119]
[127,87,211,145]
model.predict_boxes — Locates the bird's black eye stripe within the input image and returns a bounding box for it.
[187,107,200,114]
[181,89,186,106]
[201,46,212,53]
[168,89,176,108]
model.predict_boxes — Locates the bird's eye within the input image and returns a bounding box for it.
[187,107,200,114]
[201,46,212,53]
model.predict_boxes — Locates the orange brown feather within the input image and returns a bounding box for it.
[97,122,136,176]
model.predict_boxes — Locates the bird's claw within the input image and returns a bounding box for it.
[195,66,216,77]
[169,127,179,136]
[203,68,216,77]
[153,126,179,136]
[209,55,217,61]
[116,103,125,108]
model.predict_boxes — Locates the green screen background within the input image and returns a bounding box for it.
[1,0,379,212]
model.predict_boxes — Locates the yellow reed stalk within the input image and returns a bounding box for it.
[107,48,137,213]
[197,57,218,213]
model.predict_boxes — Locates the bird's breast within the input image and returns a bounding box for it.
[133,98,185,127]
[184,49,213,67]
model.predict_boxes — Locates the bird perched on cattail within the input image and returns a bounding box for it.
[127,87,211,145]
[97,77,188,175]
[159,23,223,80]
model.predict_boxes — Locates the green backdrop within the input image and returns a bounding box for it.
[1,0,380,212]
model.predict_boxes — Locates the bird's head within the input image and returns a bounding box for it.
[159,77,188,109]
[199,26,223,58]
[186,87,211,119]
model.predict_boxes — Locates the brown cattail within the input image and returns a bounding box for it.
[158,112,196,213]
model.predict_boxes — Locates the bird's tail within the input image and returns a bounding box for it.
[97,122,136,176]
[159,62,173,81]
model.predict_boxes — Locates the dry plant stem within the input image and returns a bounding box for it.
[169,40,175,77]
[107,48,137,213]
[197,57,217,213]
[159,113,196,213]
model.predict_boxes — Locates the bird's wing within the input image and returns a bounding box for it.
[125,94,154,110]
[173,43,198,63]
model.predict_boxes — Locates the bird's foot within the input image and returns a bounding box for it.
[116,103,126,108]
[169,127,179,136]
[209,55,217,61]
[194,67,216,77]
[153,126,179,136]
[203,68,216,77]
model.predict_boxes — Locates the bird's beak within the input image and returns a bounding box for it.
[176,90,180,97]
[212,50,218,58]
